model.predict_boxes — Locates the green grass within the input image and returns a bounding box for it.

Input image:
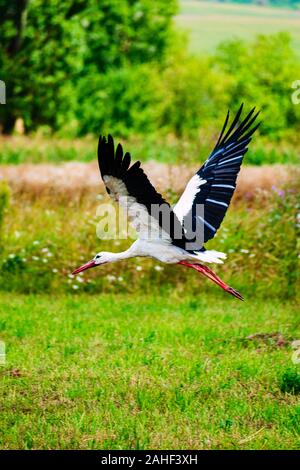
[1,134,299,165]
[176,1,300,55]
[0,292,299,449]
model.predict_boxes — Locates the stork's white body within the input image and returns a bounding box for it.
[99,239,226,265]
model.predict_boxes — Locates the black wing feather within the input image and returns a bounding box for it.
[98,135,185,245]
[183,106,260,248]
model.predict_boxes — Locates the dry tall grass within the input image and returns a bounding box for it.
[0,161,294,203]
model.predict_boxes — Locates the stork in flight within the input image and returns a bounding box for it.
[73,105,260,300]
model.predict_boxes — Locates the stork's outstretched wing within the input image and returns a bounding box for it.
[174,105,260,249]
[98,135,185,243]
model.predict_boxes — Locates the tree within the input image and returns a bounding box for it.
[0,0,177,133]
[214,33,300,136]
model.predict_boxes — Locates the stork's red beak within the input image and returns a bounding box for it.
[72,260,96,275]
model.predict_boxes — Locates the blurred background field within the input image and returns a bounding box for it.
[176,0,300,56]
[0,0,299,450]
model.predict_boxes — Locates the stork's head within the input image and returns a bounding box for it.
[72,252,112,275]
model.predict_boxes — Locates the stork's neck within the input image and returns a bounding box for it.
[106,243,137,263]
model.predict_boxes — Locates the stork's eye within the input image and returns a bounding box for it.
[95,255,101,260]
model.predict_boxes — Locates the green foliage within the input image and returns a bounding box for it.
[280,369,300,394]
[0,180,10,253]
[214,33,300,138]
[0,137,96,164]
[206,182,299,299]
[1,0,300,144]
[1,0,300,143]
[76,63,168,137]
[1,133,300,166]
[0,180,9,225]
[0,0,177,133]
[160,53,231,137]
[246,144,300,166]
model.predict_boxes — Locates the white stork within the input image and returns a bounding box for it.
[73,105,260,300]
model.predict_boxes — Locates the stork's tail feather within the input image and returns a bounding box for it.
[178,261,244,301]
[193,249,227,264]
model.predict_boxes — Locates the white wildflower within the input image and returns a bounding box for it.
[154,265,163,272]
[72,285,79,290]
[136,266,142,271]
[240,249,249,254]
[107,275,116,282]
[52,268,58,273]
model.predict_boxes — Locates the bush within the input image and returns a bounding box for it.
[280,369,300,395]
[54,32,300,141]
[76,63,168,137]
[0,0,178,133]
[0,180,10,245]
[214,33,300,138]
[160,53,231,137]
[2,19,300,144]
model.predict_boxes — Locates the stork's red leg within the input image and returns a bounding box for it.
[178,261,244,301]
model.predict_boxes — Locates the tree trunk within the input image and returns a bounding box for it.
[8,0,30,55]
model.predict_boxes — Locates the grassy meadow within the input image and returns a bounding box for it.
[0,293,299,449]
[0,0,300,451]
[0,133,299,166]
[0,154,299,449]
[0,165,298,298]
[176,1,300,55]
